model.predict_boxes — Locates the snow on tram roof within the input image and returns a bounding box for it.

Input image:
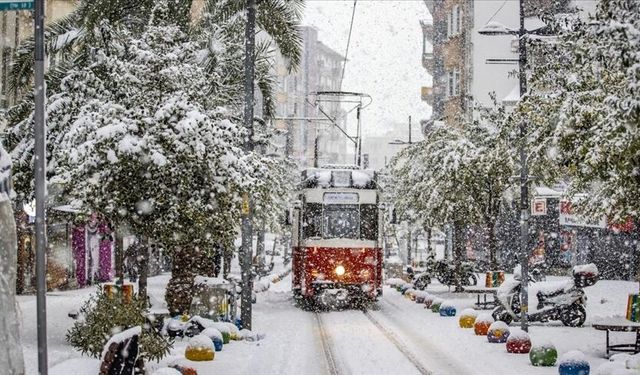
[300,167,377,189]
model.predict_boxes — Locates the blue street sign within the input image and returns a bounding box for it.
[0,0,34,11]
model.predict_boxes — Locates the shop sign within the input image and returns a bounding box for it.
[559,200,606,228]
[0,0,33,11]
[531,198,547,216]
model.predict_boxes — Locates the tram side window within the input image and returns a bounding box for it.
[303,203,322,238]
[360,204,378,240]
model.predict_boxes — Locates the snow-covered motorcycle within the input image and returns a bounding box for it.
[492,264,598,327]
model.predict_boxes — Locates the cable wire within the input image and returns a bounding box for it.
[339,0,358,91]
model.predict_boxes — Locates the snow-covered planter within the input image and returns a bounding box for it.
[487,321,510,343]
[627,353,640,370]
[185,334,215,361]
[222,322,241,340]
[404,288,416,300]
[474,313,494,336]
[211,322,231,344]
[558,350,590,375]
[430,298,444,313]
[439,301,456,317]
[200,327,224,352]
[423,295,435,309]
[414,291,429,304]
[505,329,531,353]
[529,342,558,367]
[459,308,478,328]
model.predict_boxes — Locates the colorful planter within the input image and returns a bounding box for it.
[474,313,494,336]
[200,327,224,352]
[439,303,456,317]
[506,330,531,353]
[185,335,215,361]
[430,298,444,313]
[423,296,435,309]
[530,344,558,367]
[459,309,478,328]
[558,350,589,375]
[627,294,639,322]
[487,321,510,343]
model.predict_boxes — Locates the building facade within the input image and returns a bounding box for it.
[421,0,596,128]
[273,26,347,167]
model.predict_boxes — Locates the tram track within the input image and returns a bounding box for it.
[315,312,342,375]
[361,309,433,375]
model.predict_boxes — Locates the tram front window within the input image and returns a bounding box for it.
[323,205,359,239]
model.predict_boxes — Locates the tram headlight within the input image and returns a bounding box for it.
[335,265,346,276]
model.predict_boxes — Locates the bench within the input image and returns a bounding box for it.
[592,317,640,358]
[463,286,499,310]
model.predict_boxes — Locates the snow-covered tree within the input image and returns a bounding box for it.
[386,116,513,273]
[517,0,640,222]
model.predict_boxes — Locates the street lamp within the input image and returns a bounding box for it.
[478,0,531,332]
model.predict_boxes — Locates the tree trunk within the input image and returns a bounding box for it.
[138,237,149,304]
[115,228,124,285]
[165,246,216,315]
[453,221,465,292]
[222,246,232,279]
[0,201,25,374]
[256,226,265,275]
[487,221,498,270]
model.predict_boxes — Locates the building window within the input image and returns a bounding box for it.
[447,11,453,37]
[452,5,459,35]
[447,69,461,98]
[454,68,461,96]
[455,5,461,34]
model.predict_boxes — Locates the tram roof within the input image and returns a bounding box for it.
[300,167,378,189]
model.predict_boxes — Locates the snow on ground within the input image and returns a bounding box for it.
[18,259,640,374]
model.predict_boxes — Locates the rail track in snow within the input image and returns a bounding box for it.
[314,306,432,375]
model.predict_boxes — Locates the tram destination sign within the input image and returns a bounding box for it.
[0,0,33,11]
[323,192,359,204]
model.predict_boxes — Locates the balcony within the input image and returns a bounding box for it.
[421,86,433,105]
[422,51,434,74]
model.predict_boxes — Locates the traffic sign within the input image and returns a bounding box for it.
[0,0,33,11]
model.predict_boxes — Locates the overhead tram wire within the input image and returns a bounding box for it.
[339,0,358,91]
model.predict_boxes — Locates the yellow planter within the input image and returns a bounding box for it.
[185,347,215,361]
[459,315,476,328]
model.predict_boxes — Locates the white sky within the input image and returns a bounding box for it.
[303,0,433,138]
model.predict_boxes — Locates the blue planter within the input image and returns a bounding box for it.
[439,306,456,317]
[212,336,224,352]
[558,362,590,375]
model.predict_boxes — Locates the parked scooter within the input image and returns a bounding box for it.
[434,260,478,287]
[492,264,598,327]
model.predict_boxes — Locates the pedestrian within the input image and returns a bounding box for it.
[0,140,25,374]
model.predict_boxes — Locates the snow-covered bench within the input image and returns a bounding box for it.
[592,317,640,357]
[463,286,499,310]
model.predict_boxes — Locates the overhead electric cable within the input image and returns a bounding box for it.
[339,0,358,91]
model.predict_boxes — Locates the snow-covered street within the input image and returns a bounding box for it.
[18,263,638,375]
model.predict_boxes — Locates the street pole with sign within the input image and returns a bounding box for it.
[33,0,48,371]
[240,0,256,330]
[478,0,530,332]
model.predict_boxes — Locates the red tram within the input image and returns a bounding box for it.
[291,166,383,306]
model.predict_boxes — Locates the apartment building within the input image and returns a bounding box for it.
[421,0,596,128]
[273,26,347,167]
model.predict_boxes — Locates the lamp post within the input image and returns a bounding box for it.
[478,0,531,332]
[240,0,256,330]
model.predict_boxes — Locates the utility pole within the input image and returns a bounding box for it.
[517,0,530,333]
[34,0,48,372]
[408,115,412,145]
[240,0,256,330]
